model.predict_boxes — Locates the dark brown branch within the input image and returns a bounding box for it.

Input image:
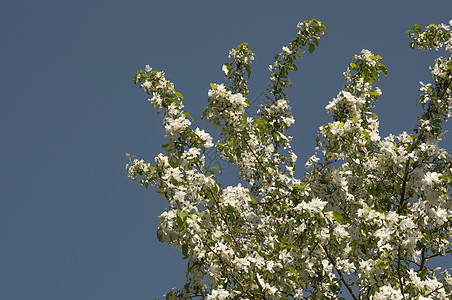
[398,158,411,215]
[322,245,359,300]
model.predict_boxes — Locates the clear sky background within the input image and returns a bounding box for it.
[1,0,452,299]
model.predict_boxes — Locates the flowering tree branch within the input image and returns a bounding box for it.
[127,19,452,299]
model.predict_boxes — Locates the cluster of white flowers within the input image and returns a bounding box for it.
[222,42,255,97]
[355,49,377,66]
[203,83,248,128]
[127,20,452,299]
[206,288,229,300]
[372,285,404,300]
[127,158,154,187]
[296,19,327,49]
[228,46,255,64]
[325,90,365,114]
[194,127,214,149]
[408,21,452,51]
[258,19,327,154]
[258,98,295,128]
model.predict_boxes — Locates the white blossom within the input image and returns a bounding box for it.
[128,19,452,300]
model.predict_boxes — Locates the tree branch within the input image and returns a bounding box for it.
[322,245,359,300]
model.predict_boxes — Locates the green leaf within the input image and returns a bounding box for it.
[245,64,252,78]
[349,62,357,69]
[253,119,267,126]
[214,182,223,195]
[133,70,145,84]
[175,91,184,99]
[332,210,344,224]
[157,227,165,243]
[177,212,189,232]
[179,211,189,220]
[210,83,217,89]
[211,165,221,173]
[125,153,130,157]
[414,24,422,33]
[250,289,262,294]
[361,223,369,237]
[182,244,189,258]
[443,174,452,184]
[222,234,233,245]
[294,183,305,190]
[182,111,193,121]
[169,158,179,168]
[249,196,259,204]
[228,137,236,150]
[379,64,388,76]
[325,160,334,166]
[362,130,370,138]
[227,204,237,213]
[308,42,315,53]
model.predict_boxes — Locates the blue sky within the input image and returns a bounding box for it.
[1,0,452,299]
